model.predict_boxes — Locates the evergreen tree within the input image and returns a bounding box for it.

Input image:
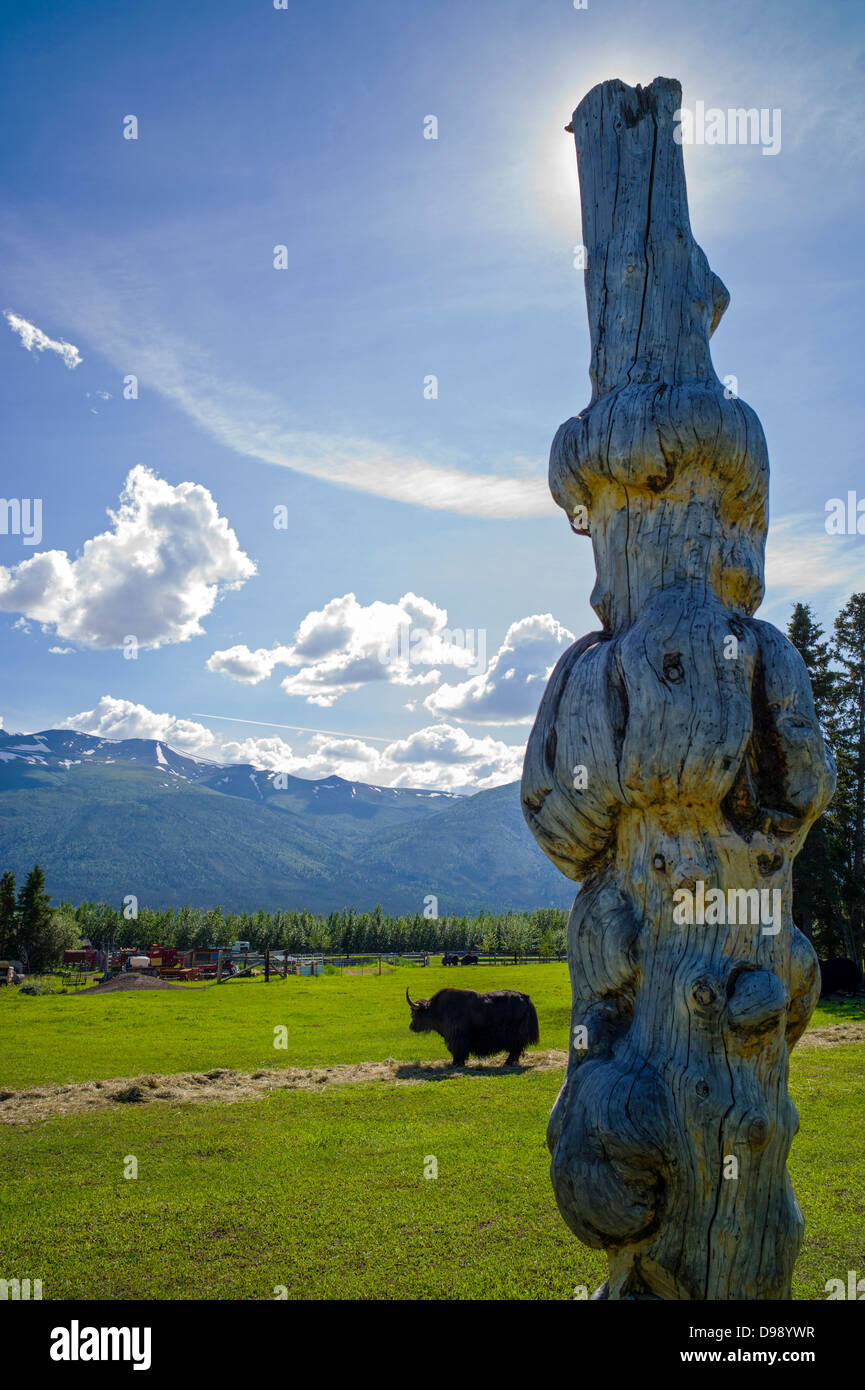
[17,864,53,970]
[786,605,844,944]
[0,871,17,957]
[832,593,865,967]
[788,603,834,726]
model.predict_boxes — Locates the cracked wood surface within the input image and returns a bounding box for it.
[522,76,836,1300]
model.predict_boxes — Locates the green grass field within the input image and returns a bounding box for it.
[1,965,863,1300]
[3,964,858,1090]
[1,964,573,1088]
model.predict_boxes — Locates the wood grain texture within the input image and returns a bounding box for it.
[522,76,836,1300]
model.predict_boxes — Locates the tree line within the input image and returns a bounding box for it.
[0,877,568,969]
[0,864,81,971]
[788,594,865,965]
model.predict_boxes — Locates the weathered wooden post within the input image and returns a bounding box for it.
[522,77,835,1301]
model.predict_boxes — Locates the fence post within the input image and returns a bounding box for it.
[265,949,270,983]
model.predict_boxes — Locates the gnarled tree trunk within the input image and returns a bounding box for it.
[522,77,835,1301]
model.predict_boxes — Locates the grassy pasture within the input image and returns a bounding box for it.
[1,963,857,1091]
[1,966,862,1300]
[1,964,573,1088]
[0,1047,862,1300]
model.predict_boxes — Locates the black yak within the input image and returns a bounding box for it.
[441,952,460,966]
[819,957,863,996]
[406,986,539,1066]
[460,952,479,965]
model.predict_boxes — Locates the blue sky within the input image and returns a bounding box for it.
[1,0,863,790]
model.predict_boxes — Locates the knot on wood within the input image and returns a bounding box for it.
[726,967,787,1033]
[662,653,685,683]
[756,852,783,877]
[690,975,723,1014]
[671,860,705,894]
[744,1110,772,1151]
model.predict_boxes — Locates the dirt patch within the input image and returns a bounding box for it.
[0,1050,569,1125]
[798,1023,865,1047]
[78,974,191,994]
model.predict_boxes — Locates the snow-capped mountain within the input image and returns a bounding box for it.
[0,727,570,914]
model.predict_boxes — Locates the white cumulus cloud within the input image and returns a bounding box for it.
[66,696,219,758]
[205,643,294,687]
[4,311,82,368]
[383,724,525,788]
[65,696,523,792]
[423,613,574,724]
[219,722,524,792]
[0,465,255,649]
[207,591,483,706]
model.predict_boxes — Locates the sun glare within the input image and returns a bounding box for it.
[530,51,674,238]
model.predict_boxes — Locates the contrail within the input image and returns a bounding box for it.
[189,712,394,744]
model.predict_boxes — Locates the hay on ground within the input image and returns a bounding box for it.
[3,1024,862,1126]
[0,1050,569,1124]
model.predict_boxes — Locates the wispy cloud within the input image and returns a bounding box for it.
[765,515,863,592]
[762,513,865,626]
[4,310,82,368]
[127,342,553,519]
[16,271,552,519]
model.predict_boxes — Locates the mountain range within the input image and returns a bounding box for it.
[0,729,574,915]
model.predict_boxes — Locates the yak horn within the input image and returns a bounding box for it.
[406,987,418,1010]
